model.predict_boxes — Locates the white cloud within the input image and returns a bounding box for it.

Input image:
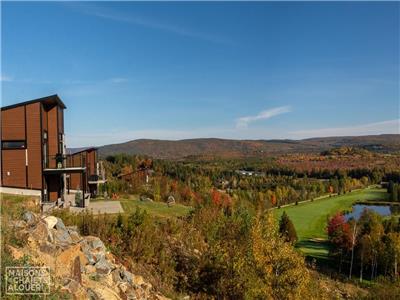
[69,3,233,45]
[236,106,292,128]
[290,119,400,139]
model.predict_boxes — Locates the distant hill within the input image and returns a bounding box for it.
[97,134,400,159]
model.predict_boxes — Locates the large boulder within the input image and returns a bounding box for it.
[80,236,107,265]
[44,216,58,229]
[52,227,73,246]
[86,236,106,252]
[55,217,67,231]
[68,229,83,244]
[55,244,88,278]
[30,221,53,243]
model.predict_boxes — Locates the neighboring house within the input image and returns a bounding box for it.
[235,170,265,176]
[66,147,106,196]
[0,95,90,206]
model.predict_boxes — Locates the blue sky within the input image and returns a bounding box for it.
[1,2,399,147]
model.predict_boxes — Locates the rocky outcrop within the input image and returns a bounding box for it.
[8,211,170,300]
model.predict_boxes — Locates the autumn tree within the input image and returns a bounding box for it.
[211,188,221,206]
[249,213,310,299]
[386,232,400,278]
[279,212,298,243]
[270,193,277,207]
[327,212,352,272]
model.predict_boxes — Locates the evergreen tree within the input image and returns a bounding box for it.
[397,185,400,202]
[387,181,394,194]
[391,184,398,202]
[279,212,298,243]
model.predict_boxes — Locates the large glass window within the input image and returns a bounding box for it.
[2,141,26,149]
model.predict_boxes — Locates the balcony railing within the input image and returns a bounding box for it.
[44,154,86,170]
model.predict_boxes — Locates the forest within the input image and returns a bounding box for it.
[80,148,400,298]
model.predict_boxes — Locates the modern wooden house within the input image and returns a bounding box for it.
[66,147,106,196]
[1,95,90,206]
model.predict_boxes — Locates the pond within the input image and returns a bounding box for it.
[344,204,399,221]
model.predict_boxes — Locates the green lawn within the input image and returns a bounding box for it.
[119,196,193,219]
[273,188,388,259]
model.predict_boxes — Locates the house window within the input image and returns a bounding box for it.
[43,131,48,168]
[2,141,26,149]
[58,133,64,154]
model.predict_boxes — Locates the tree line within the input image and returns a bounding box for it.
[327,210,400,281]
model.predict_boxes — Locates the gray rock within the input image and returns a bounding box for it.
[90,238,106,252]
[94,257,114,275]
[30,221,51,242]
[167,195,175,207]
[68,230,83,243]
[81,247,96,265]
[122,270,134,284]
[55,218,67,231]
[112,268,133,284]
[52,227,73,246]
[82,236,106,252]
[92,252,105,264]
[22,211,36,226]
[80,236,107,265]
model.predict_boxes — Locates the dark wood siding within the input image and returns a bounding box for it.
[58,107,64,134]
[67,149,97,192]
[1,106,25,140]
[2,150,26,187]
[70,153,83,190]
[41,104,48,132]
[26,103,42,189]
[86,150,97,176]
[47,175,60,201]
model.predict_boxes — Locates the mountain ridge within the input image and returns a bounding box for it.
[94,134,400,159]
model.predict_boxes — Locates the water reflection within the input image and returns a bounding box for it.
[345,204,392,221]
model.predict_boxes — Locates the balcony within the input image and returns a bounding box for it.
[43,154,86,174]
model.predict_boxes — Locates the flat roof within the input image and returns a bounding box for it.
[1,94,66,111]
[67,147,98,155]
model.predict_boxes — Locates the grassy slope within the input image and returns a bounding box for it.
[273,188,388,259]
[119,196,193,218]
